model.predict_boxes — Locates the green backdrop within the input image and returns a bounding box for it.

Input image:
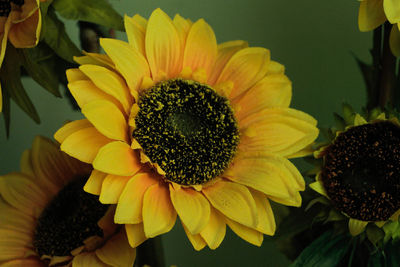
[0,0,370,266]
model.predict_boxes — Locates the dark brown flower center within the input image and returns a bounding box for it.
[33,176,109,257]
[0,0,24,17]
[133,79,239,185]
[321,121,400,221]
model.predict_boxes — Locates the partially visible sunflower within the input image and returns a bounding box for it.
[0,0,44,111]
[310,111,400,237]
[55,8,319,250]
[358,0,400,56]
[0,136,136,266]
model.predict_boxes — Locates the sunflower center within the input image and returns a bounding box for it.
[321,121,400,221]
[0,0,24,17]
[33,176,109,257]
[133,79,239,185]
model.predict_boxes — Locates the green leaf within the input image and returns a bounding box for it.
[333,112,346,131]
[290,231,352,267]
[42,7,81,62]
[366,224,385,247]
[342,103,356,126]
[39,0,53,18]
[52,0,124,31]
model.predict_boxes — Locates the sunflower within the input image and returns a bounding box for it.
[0,136,136,266]
[310,111,400,237]
[358,0,400,56]
[55,8,319,250]
[0,0,43,112]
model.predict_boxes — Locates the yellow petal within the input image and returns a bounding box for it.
[0,17,12,68]
[98,206,118,237]
[182,223,207,251]
[125,223,147,248]
[100,38,150,93]
[0,258,43,267]
[309,181,328,198]
[74,52,115,69]
[99,175,131,204]
[66,68,88,83]
[217,47,270,100]
[0,228,33,262]
[202,181,258,228]
[238,107,318,158]
[142,183,177,238]
[72,252,108,267]
[199,208,226,249]
[145,8,182,80]
[235,74,292,121]
[208,40,248,85]
[115,172,158,224]
[19,149,33,177]
[251,189,275,235]
[358,0,386,31]
[124,14,146,55]
[390,23,400,57]
[82,100,128,142]
[0,200,35,234]
[79,65,132,114]
[225,218,263,246]
[93,141,142,176]
[84,170,107,195]
[183,19,217,79]
[173,14,192,55]
[384,0,400,23]
[348,218,368,236]
[95,230,136,267]
[266,60,285,74]
[54,119,92,144]
[170,185,210,234]
[61,127,112,164]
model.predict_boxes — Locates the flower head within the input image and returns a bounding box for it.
[0,0,43,111]
[0,136,135,266]
[55,8,319,250]
[311,111,400,237]
[358,0,400,56]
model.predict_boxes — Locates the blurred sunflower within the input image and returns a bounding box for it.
[55,8,319,250]
[310,112,400,237]
[0,0,44,111]
[0,136,135,266]
[358,0,400,56]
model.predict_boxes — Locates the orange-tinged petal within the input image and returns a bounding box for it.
[173,14,192,55]
[0,228,33,262]
[238,108,318,158]
[0,258,44,267]
[358,0,386,31]
[202,181,258,228]
[84,170,107,195]
[79,65,132,114]
[125,223,147,248]
[82,100,128,142]
[225,218,263,246]
[199,208,226,249]
[72,253,108,267]
[8,8,40,48]
[208,40,248,85]
[390,23,400,57]
[142,183,177,238]
[235,74,292,121]
[100,38,150,93]
[97,206,118,238]
[251,189,275,235]
[115,173,158,224]
[93,141,141,176]
[170,185,210,234]
[66,68,88,83]
[182,223,207,251]
[124,14,146,56]
[183,19,217,79]
[384,0,400,23]
[145,8,182,80]
[217,47,270,100]
[95,230,136,267]
[61,127,112,164]
[12,0,38,22]
[54,119,92,144]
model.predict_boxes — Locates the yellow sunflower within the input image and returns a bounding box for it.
[358,0,400,56]
[0,136,136,266]
[310,113,400,236]
[55,8,319,250]
[0,0,43,112]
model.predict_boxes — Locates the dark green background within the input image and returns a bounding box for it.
[0,0,370,266]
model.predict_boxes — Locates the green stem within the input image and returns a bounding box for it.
[134,237,165,267]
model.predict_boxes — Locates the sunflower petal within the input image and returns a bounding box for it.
[225,218,263,246]
[348,218,368,236]
[199,208,226,249]
[217,47,270,99]
[99,175,131,204]
[82,100,128,142]
[251,189,275,235]
[182,223,207,251]
[124,14,146,55]
[309,181,328,198]
[84,170,107,195]
[173,14,192,55]
[8,9,40,48]
[115,172,158,224]
[390,24,400,57]
[170,185,210,234]
[142,183,177,238]
[0,258,43,267]
[202,181,258,228]
[358,0,386,31]
[72,253,108,267]
[93,141,141,176]
[384,0,400,24]
[125,223,147,248]
[54,119,92,145]
[66,68,88,83]
[145,8,182,80]
[19,149,34,177]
